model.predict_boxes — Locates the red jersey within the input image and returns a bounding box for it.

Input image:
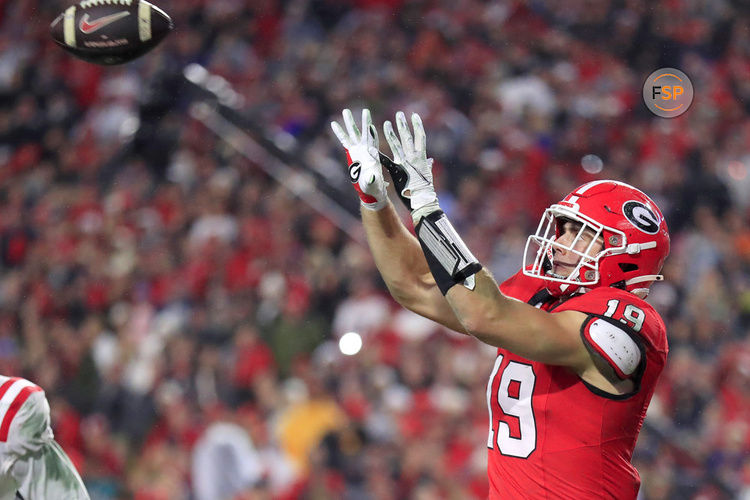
[486,271,668,499]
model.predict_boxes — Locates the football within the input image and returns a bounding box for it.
[50,0,173,65]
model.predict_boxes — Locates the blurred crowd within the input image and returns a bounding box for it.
[1,0,750,498]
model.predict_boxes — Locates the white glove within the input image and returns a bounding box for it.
[383,111,439,223]
[330,108,388,211]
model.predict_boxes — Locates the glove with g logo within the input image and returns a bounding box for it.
[331,109,389,211]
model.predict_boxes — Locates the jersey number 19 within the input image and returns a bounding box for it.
[487,354,537,458]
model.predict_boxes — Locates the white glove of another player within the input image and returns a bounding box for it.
[331,109,389,211]
[383,111,440,224]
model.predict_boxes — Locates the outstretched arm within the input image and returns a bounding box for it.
[330,109,465,333]
[360,201,467,333]
[378,110,595,372]
[444,268,591,366]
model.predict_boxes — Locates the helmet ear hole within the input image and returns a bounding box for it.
[619,263,638,273]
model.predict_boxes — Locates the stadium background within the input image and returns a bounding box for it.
[2,0,750,498]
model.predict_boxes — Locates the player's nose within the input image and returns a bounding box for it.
[555,232,573,250]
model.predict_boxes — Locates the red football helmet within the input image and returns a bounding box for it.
[523,180,670,298]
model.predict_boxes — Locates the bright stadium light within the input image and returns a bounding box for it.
[581,154,604,174]
[339,332,362,356]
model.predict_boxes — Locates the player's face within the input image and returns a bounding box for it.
[552,221,603,277]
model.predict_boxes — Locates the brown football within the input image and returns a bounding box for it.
[50,0,173,65]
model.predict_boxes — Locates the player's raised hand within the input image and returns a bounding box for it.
[382,111,439,221]
[331,109,389,211]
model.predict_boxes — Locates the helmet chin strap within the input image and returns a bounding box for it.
[545,271,568,280]
[544,267,587,296]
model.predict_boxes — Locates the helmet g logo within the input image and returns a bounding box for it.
[623,200,660,234]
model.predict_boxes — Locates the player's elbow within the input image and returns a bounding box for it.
[385,280,420,310]
[457,309,506,347]
[384,272,429,308]
[456,312,480,337]
[462,315,546,353]
[452,298,529,349]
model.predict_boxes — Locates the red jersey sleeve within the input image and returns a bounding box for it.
[552,287,668,385]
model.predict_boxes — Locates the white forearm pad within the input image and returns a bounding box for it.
[416,211,481,282]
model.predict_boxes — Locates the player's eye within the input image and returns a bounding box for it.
[563,222,582,235]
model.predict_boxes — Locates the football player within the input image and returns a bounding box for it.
[331,109,669,499]
[0,375,90,499]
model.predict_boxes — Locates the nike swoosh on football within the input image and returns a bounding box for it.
[79,11,131,34]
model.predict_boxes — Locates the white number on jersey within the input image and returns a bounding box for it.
[603,299,645,332]
[487,355,537,458]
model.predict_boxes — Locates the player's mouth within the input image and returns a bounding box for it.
[550,261,577,277]
[554,261,577,268]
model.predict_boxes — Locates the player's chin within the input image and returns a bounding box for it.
[550,265,574,278]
